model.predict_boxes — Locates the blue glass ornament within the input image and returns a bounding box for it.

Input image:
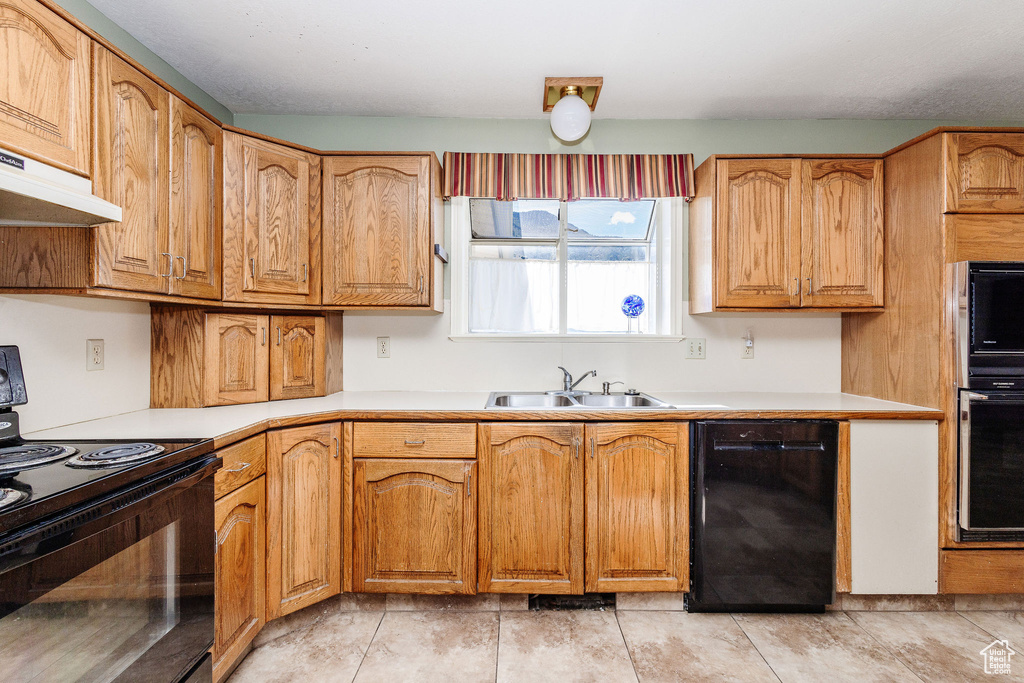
[621,294,645,318]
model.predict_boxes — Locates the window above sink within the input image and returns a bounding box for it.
[450,197,684,342]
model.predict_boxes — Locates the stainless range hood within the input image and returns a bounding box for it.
[0,147,122,227]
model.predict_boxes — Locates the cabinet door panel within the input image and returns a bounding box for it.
[715,159,801,308]
[204,313,269,406]
[269,316,325,401]
[266,423,341,619]
[800,159,884,308]
[223,133,321,305]
[585,423,688,592]
[946,133,1024,213]
[353,459,475,594]
[213,476,265,681]
[323,156,430,306]
[169,96,221,299]
[478,423,584,594]
[0,0,90,175]
[92,47,169,293]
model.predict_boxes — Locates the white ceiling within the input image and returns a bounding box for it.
[87,0,1024,120]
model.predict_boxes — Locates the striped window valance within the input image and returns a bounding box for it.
[443,152,694,201]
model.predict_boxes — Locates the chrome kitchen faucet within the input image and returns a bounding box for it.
[556,366,597,393]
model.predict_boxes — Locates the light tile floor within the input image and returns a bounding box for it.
[229,608,1024,682]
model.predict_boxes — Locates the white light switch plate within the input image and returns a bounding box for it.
[686,338,706,359]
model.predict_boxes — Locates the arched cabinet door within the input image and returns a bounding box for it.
[945,133,1024,213]
[266,423,341,619]
[584,423,688,593]
[0,0,91,175]
[352,458,476,594]
[269,316,325,400]
[213,476,265,681]
[204,313,270,406]
[478,423,584,594]
[92,46,169,294]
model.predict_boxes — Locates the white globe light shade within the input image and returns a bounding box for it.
[550,94,592,142]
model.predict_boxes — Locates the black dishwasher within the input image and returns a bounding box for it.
[689,420,838,612]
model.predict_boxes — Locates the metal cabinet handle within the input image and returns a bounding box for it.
[221,461,251,473]
[791,277,799,297]
[303,263,308,282]
[160,253,173,277]
[806,276,813,296]
[262,328,266,346]
[590,436,595,458]
[175,256,187,280]
[467,472,472,497]
[250,258,256,279]
[419,276,424,293]
[277,327,282,345]
[214,529,218,554]
[333,436,340,459]
[404,439,425,445]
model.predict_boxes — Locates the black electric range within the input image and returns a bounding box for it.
[0,345,219,683]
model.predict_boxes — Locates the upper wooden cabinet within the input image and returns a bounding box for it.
[169,95,222,299]
[689,156,883,312]
[945,133,1024,213]
[223,132,322,305]
[266,423,341,619]
[92,46,169,294]
[585,423,688,593]
[150,306,342,408]
[0,0,91,176]
[478,423,585,594]
[322,154,443,310]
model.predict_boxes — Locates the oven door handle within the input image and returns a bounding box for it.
[959,392,987,531]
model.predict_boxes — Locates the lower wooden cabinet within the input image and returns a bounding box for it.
[150,306,342,408]
[478,423,585,594]
[213,476,265,682]
[585,423,688,592]
[352,458,476,594]
[266,423,342,619]
[478,422,689,595]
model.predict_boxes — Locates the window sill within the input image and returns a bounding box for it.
[448,334,685,343]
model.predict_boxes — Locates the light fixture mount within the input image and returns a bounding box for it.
[543,77,603,112]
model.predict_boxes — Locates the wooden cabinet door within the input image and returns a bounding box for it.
[585,423,688,593]
[478,423,584,594]
[0,0,91,175]
[266,423,341,619]
[169,95,221,299]
[322,155,431,306]
[945,133,1024,213]
[800,159,884,308]
[213,476,265,682]
[715,159,801,308]
[269,315,325,401]
[92,46,169,293]
[204,313,269,406]
[223,132,321,305]
[353,459,476,594]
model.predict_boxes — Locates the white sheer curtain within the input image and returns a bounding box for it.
[567,262,651,333]
[469,259,558,333]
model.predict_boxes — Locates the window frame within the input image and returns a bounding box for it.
[449,196,685,342]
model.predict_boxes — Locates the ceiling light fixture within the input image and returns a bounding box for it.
[543,77,603,143]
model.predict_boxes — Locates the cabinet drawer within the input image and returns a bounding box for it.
[352,423,476,458]
[214,434,267,499]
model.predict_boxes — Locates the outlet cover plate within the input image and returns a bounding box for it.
[87,339,104,371]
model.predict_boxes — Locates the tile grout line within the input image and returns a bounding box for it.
[956,609,1004,641]
[614,610,638,679]
[349,610,387,683]
[728,613,785,683]
[840,611,926,682]
[494,609,501,683]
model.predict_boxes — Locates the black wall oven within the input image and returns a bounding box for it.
[0,455,219,681]
[957,262,1024,541]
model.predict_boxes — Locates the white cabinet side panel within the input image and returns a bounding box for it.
[850,420,939,594]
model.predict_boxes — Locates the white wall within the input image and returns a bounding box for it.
[0,295,150,433]
[342,302,840,393]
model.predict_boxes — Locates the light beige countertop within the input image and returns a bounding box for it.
[27,391,942,448]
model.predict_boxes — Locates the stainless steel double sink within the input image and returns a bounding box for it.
[485,391,675,409]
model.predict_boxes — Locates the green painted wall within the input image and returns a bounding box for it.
[231,115,1024,163]
[51,0,233,124]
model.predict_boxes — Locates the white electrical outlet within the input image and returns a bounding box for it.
[376,336,390,358]
[686,338,706,359]
[87,339,104,371]
[741,330,755,359]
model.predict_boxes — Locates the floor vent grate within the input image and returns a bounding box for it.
[529,593,616,611]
